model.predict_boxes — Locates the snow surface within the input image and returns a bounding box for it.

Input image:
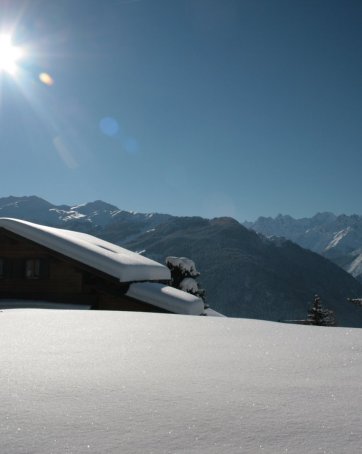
[325,227,352,251]
[0,300,91,310]
[0,309,361,453]
[126,282,204,315]
[49,208,87,222]
[0,218,170,282]
[347,252,362,278]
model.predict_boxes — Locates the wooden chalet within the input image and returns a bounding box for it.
[0,218,204,315]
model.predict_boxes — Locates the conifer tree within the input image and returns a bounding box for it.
[166,256,207,308]
[307,295,336,326]
[347,298,362,307]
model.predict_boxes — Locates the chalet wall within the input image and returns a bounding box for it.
[0,228,83,299]
[0,228,163,312]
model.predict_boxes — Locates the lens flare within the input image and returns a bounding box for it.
[39,72,54,86]
[0,34,24,75]
[99,117,120,136]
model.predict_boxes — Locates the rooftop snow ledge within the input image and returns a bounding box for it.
[203,308,225,317]
[0,218,170,282]
[126,282,204,315]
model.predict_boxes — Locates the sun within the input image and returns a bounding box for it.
[0,34,24,75]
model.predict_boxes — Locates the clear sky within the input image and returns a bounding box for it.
[0,0,361,221]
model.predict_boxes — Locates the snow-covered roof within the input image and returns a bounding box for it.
[0,218,170,282]
[203,307,225,317]
[126,282,204,315]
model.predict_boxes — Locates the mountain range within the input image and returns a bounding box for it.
[1,196,362,326]
[244,213,362,283]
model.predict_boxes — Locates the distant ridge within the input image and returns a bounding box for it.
[245,212,362,283]
[1,196,362,326]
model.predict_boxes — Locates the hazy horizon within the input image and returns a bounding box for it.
[1,192,361,223]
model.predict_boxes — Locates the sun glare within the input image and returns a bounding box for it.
[0,34,24,75]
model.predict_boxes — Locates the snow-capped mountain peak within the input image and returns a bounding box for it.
[245,213,362,282]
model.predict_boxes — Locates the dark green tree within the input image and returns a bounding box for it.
[166,256,207,308]
[347,298,362,307]
[307,295,336,326]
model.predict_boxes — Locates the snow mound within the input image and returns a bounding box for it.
[0,310,360,453]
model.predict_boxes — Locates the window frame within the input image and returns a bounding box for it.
[25,258,43,279]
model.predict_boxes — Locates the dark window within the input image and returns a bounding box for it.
[25,259,50,279]
[0,258,50,279]
[25,259,41,279]
[0,258,11,278]
[12,259,25,278]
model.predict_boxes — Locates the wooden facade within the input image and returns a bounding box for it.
[0,227,167,312]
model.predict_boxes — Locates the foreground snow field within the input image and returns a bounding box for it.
[0,310,361,453]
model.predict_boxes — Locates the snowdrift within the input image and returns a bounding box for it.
[0,309,361,453]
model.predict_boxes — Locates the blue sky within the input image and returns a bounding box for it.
[0,0,361,221]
